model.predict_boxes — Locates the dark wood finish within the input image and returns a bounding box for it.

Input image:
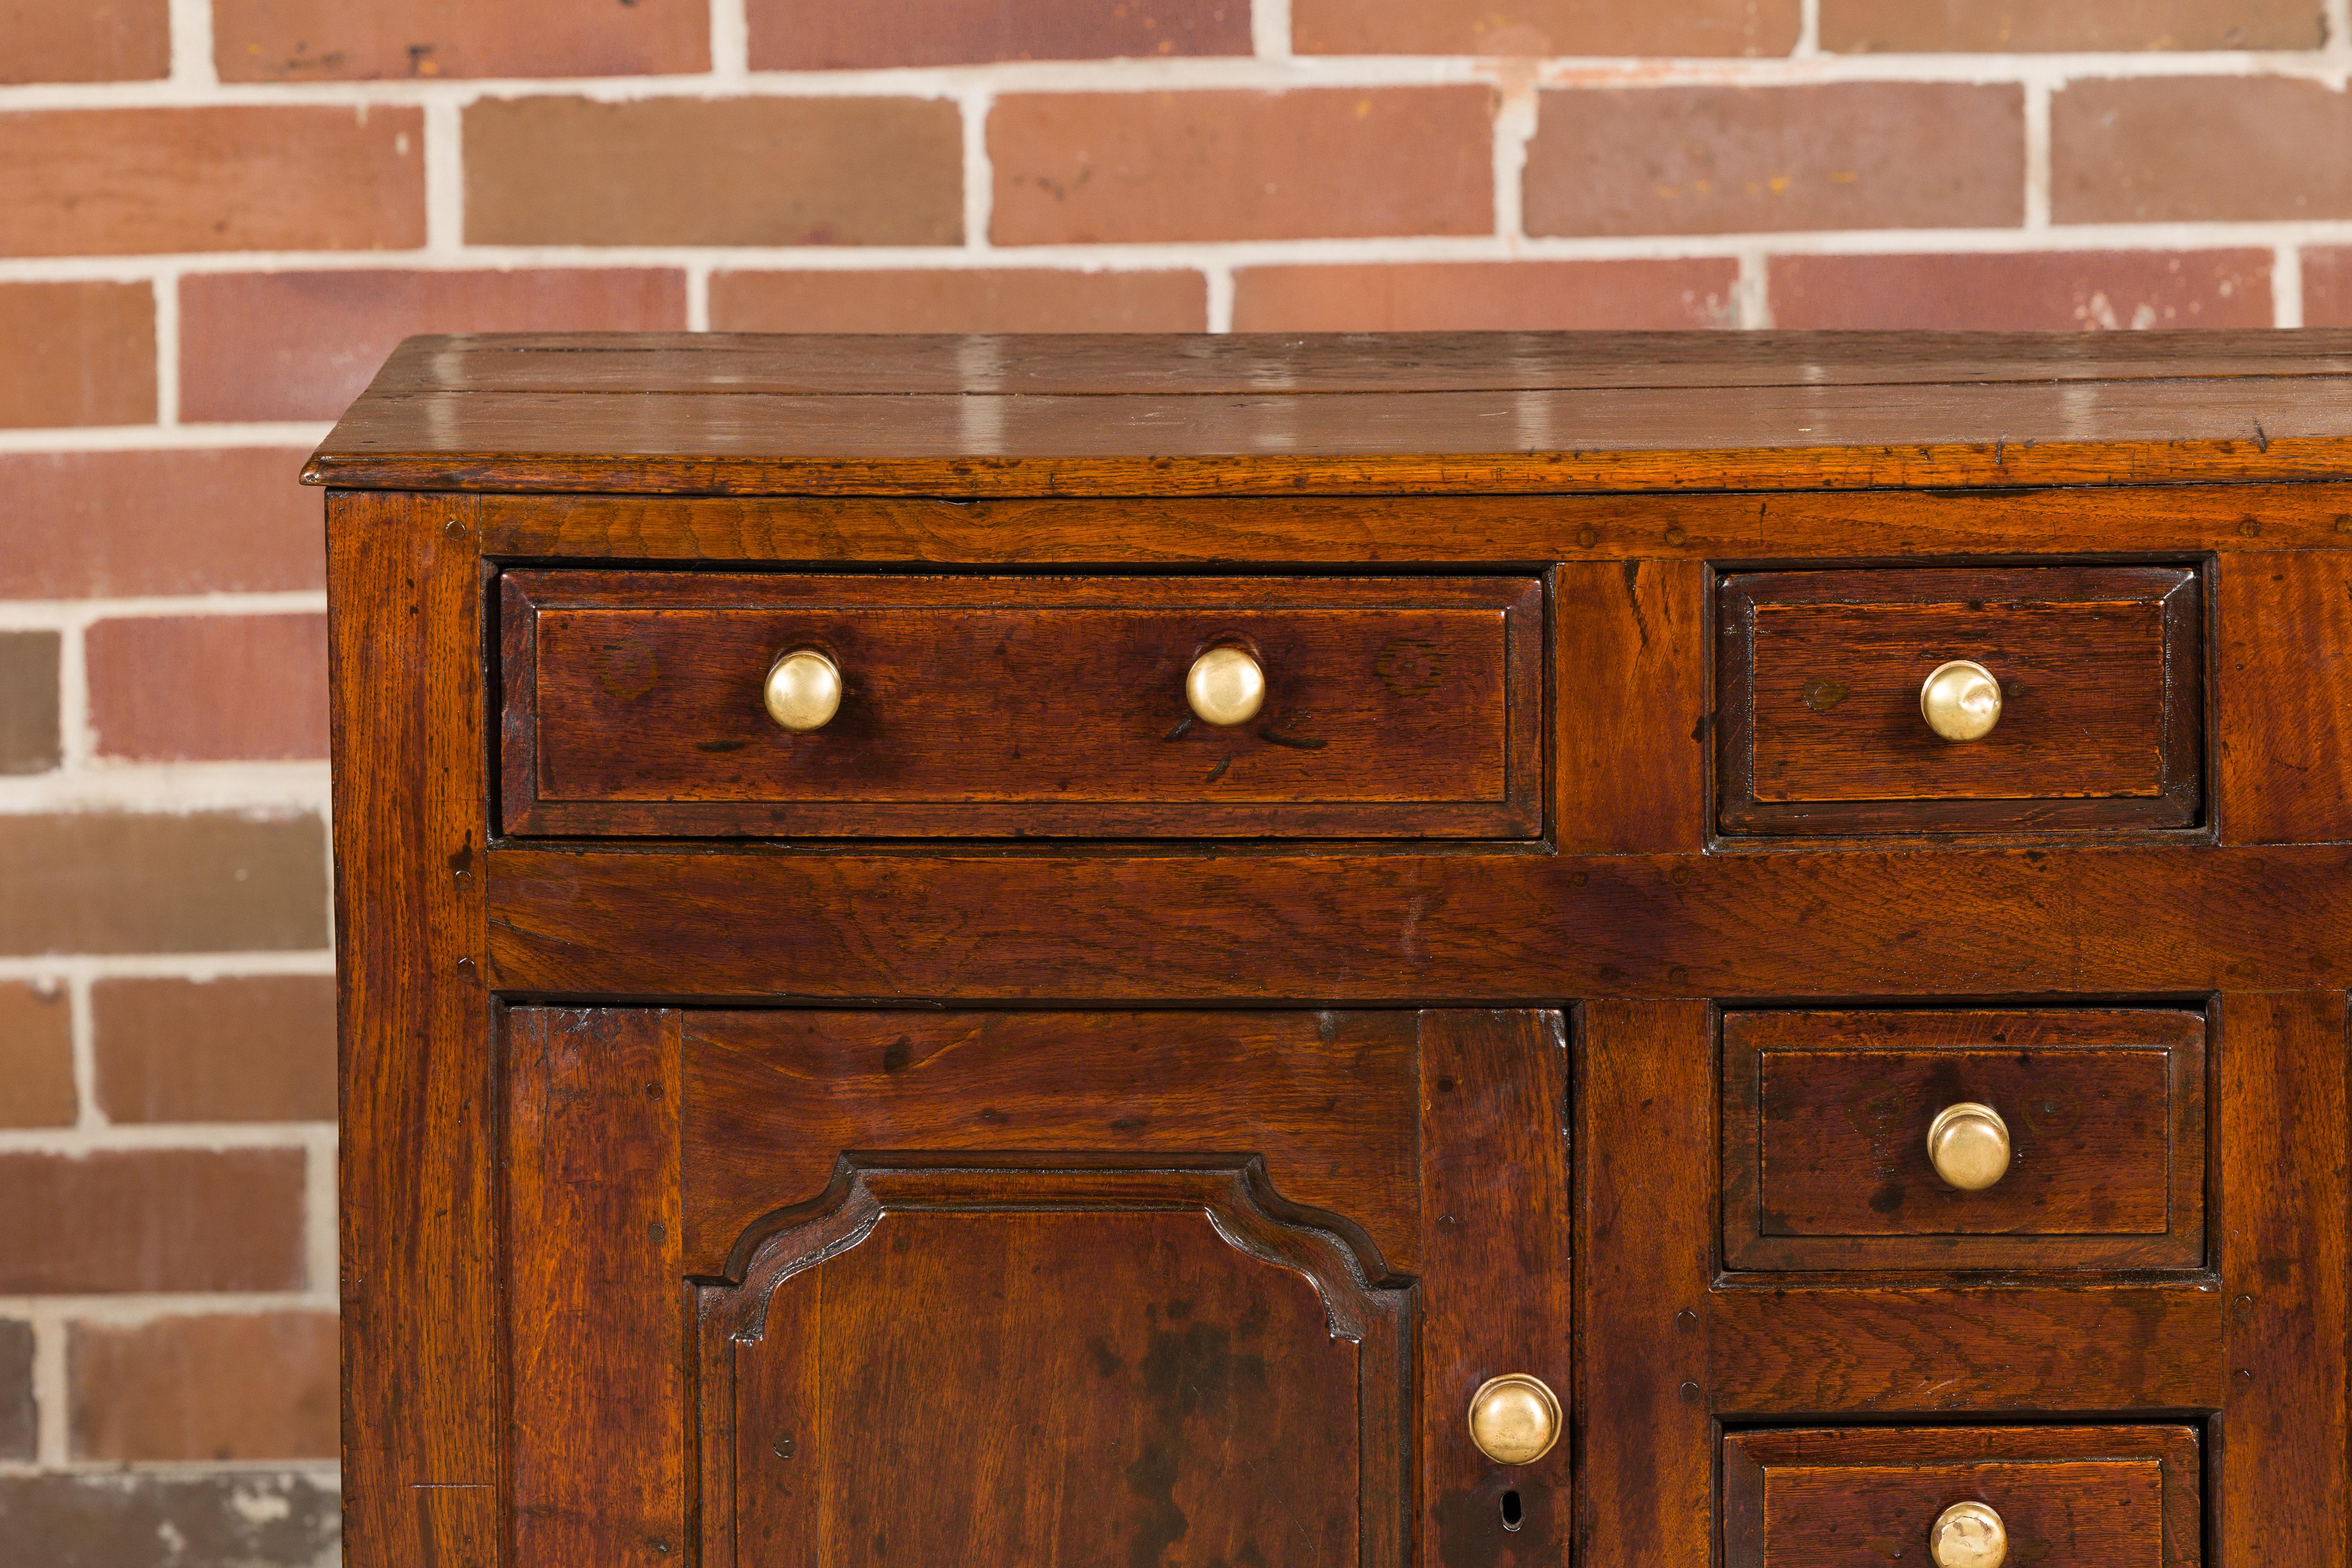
[486,841,2352,1001]
[500,571,1543,840]
[505,1007,684,1567]
[306,332,2352,497]
[326,491,497,1568]
[1717,566,2203,835]
[677,1009,1423,1276]
[1722,1426,2202,1568]
[2215,552,2352,845]
[1576,1002,1715,1568]
[2216,992,2350,1566]
[1721,1010,2206,1271]
[318,334,2352,1568]
[1709,1285,2222,1415]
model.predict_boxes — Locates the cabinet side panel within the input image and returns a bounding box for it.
[2217,991,2350,1566]
[2216,553,2352,843]
[1578,1000,1714,1568]
[329,490,497,1566]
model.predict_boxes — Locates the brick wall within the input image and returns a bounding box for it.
[3,0,2349,1560]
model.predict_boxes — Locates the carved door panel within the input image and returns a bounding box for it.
[504,1007,1569,1568]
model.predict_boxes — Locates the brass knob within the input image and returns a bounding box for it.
[1185,645,1265,727]
[1927,1102,2011,1192]
[1467,1373,1561,1465]
[763,648,841,733]
[1920,659,2002,741]
[1930,1501,2008,1568]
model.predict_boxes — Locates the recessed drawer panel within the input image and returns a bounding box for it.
[1721,1010,2205,1271]
[1724,1426,2201,1568]
[499,572,1543,839]
[1716,566,2202,835]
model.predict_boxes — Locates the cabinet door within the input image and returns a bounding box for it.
[503,1007,1569,1568]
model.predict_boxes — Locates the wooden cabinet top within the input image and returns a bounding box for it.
[303,329,2352,498]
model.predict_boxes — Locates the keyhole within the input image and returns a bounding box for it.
[1500,1490,1523,1532]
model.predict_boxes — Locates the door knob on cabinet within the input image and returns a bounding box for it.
[1467,1373,1562,1465]
[1920,659,2003,740]
[763,649,842,733]
[1929,1501,2008,1568]
[1186,645,1266,727]
[1927,1102,2012,1192]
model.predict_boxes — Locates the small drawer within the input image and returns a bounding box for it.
[1721,1010,2205,1271]
[498,571,1543,839]
[1724,1426,2201,1568]
[1716,565,2202,835]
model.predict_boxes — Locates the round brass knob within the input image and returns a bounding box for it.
[763,648,841,733]
[1927,1102,2012,1192]
[1185,645,1265,727]
[1920,659,2002,741]
[1467,1373,1561,1466]
[1930,1501,2008,1568]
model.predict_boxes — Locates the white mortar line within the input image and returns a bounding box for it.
[2275,244,2307,326]
[2022,77,2053,230]
[0,953,337,984]
[0,766,333,816]
[685,262,713,331]
[28,1310,66,1466]
[1203,261,1237,331]
[165,0,216,87]
[0,1292,338,1321]
[1253,0,1294,60]
[422,96,467,254]
[1794,0,1822,56]
[149,272,180,427]
[67,974,99,1131]
[0,592,328,627]
[54,621,90,773]
[0,1458,344,1480]
[961,88,997,250]
[1736,250,1771,327]
[301,1127,338,1298]
[0,423,330,454]
[1492,68,1538,243]
[0,1122,334,1155]
[711,0,752,81]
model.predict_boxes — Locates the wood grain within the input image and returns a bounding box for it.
[501,571,1543,840]
[1556,560,1708,853]
[1718,566,2202,834]
[1723,1426,2201,1568]
[2216,991,2349,1568]
[1418,1010,1572,1567]
[326,491,497,1568]
[1576,1002,1713,1568]
[1721,1009,2205,1271]
[1709,1284,2222,1415]
[2216,552,2352,844]
[677,1009,1421,1277]
[485,842,2352,1002]
[505,1007,684,1567]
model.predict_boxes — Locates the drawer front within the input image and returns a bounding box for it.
[1722,1010,2205,1271]
[1717,566,2202,835]
[1724,1426,2201,1568]
[500,571,1543,838]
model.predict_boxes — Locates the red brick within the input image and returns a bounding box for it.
[710,268,1206,332]
[466,96,962,247]
[180,268,687,423]
[0,449,317,600]
[2053,77,2352,224]
[992,88,1494,245]
[1232,259,1736,332]
[0,1149,306,1292]
[0,813,328,956]
[0,981,75,1128]
[2302,248,2352,329]
[754,0,1248,67]
[0,281,154,428]
[0,633,61,776]
[93,976,336,1125]
[71,1313,336,1461]
[1824,0,2319,50]
[87,614,328,763]
[1771,249,2273,330]
[0,1320,31,1461]
[0,106,423,257]
[1294,0,1797,55]
[0,1473,339,1565]
[0,0,168,84]
[216,0,707,80]
[1528,84,2023,238]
